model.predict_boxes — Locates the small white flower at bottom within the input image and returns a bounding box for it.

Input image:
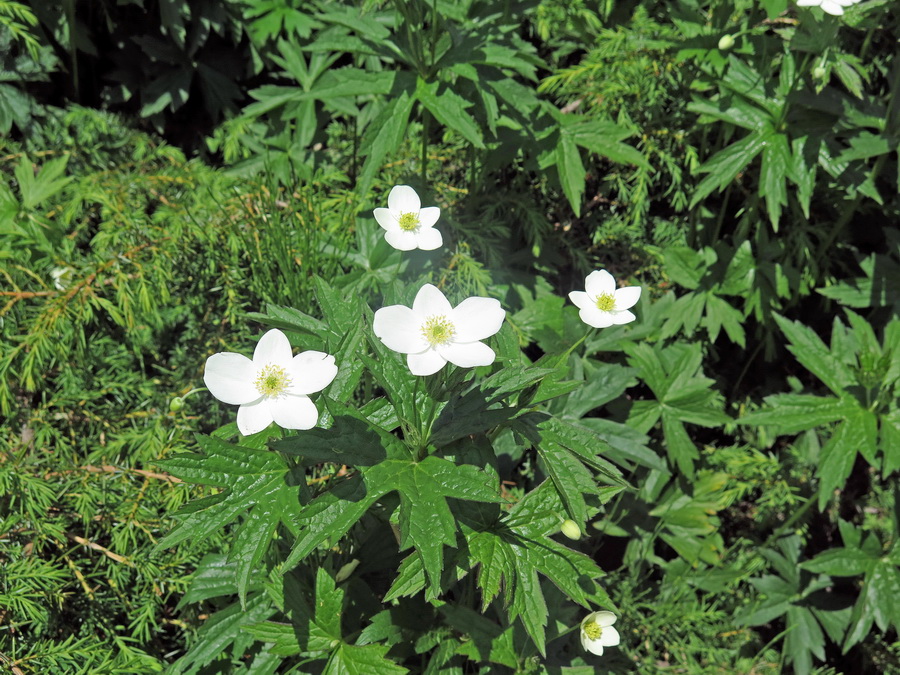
[373,283,505,376]
[373,185,443,251]
[568,269,641,328]
[580,611,620,656]
[203,328,337,436]
[796,0,861,15]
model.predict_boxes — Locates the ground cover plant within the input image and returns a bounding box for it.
[1,0,899,673]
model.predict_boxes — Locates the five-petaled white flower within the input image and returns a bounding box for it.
[373,283,505,376]
[373,185,443,251]
[580,611,620,656]
[568,270,641,328]
[796,0,861,15]
[203,328,337,436]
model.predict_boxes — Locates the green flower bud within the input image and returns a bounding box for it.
[169,397,185,413]
[812,65,827,80]
[718,34,736,50]
[335,558,360,583]
[560,519,581,540]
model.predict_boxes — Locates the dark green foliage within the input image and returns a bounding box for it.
[2,0,900,674]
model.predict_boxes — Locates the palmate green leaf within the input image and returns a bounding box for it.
[357,90,415,197]
[760,132,790,229]
[688,95,769,131]
[325,643,407,675]
[837,533,900,652]
[154,434,301,606]
[177,554,264,608]
[249,569,406,673]
[690,130,770,207]
[625,342,728,474]
[442,606,518,669]
[773,314,855,395]
[509,412,625,522]
[385,481,611,656]
[567,118,650,169]
[556,133,585,217]
[285,453,499,590]
[415,77,485,149]
[14,154,72,210]
[739,394,856,434]
[785,605,825,673]
[817,410,877,509]
[172,594,275,675]
[802,547,876,577]
[817,253,900,311]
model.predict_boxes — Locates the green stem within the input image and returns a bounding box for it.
[421,109,429,186]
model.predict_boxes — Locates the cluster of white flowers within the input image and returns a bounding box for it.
[796,0,862,15]
[204,185,641,442]
[201,183,629,656]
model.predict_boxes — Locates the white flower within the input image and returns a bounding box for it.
[51,266,74,290]
[373,283,505,376]
[568,270,641,328]
[373,185,443,251]
[796,0,861,15]
[203,328,337,436]
[580,611,620,656]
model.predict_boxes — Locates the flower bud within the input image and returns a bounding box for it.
[335,558,360,583]
[560,519,581,540]
[812,65,827,80]
[717,34,735,50]
[169,397,185,413]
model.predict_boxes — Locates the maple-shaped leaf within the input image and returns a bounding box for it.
[283,438,501,591]
[247,568,407,673]
[154,432,306,606]
[385,480,612,655]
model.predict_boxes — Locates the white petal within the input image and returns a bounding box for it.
[821,0,844,13]
[373,305,429,354]
[290,351,338,395]
[450,297,505,342]
[579,307,615,328]
[581,634,605,656]
[584,270,616,298]
[253,329,293,367]
[613,286,641,310]
[599,625,620,647]
[407,349,447,376]
[609,309,636,325]
[413,283,453,317]
[592,611,617,628]
[418,206,440,228]
[415,227,443,251]
[204,353,258,405]
[373,208,397,232]
[387,185,420,214]
[269,394,320,430]
[796,0,819,5]
[439,341,496,368]
[237,399,274,435]
[385,229,418,251]
[568,290,592,311]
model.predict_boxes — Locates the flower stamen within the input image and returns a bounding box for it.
[582,620,603,641]
[254,364,291,398]
[420,315,455,347]
[595,293,616,312]
[397,212,420,232]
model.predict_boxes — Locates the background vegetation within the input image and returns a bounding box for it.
[1,0,899,673]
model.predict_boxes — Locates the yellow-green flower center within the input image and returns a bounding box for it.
[421,315,455,347]
[255,364,291,397]
[582,620,603,641]
[595,293,616,312]
[398,212,420,232]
